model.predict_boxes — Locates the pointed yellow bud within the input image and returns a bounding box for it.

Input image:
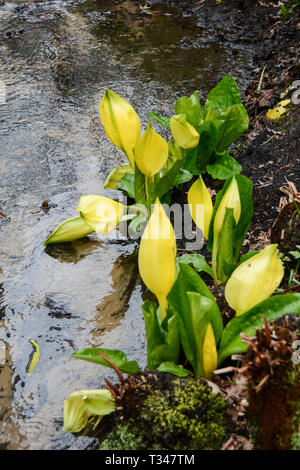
[134,121,168,177]
[76,195,125,234]
[225,244,284,316]
[138,199,177,321]
[203,323,218,378]
[43,216,94,245]
[63,389,115,433]
[170,114,200,149]
[188,176,213,239]
[100,90,141,167]
[214,176,241,236]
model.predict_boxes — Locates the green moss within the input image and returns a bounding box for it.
[99,374,227,450]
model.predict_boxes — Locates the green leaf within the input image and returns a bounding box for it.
[204,75,243,116]
[43,216,94,245]
[167,264,222,376]
[128,212,147,233]
[206,154,242,180]
[157,362,192,377]
[142,301,180,370]
[214,104,249,153]
[182,147,200,175]
[174,91,203,130]
[116,173,135,198]
[216,207,235,282]
[154,158,184,200]
[217,293,300,365]
[173,168,193,186]
[176,254,213,277]
[149,112,170,128]
[142,301,164,370]
[72,348,140,374]
[196,121,218,171]
[103,164,134,190]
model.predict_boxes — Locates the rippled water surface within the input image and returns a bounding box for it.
[0,0,252,449]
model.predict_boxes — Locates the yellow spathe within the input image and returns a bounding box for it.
[202,323,218,378]
[77,195,125,234]
[188,176,213,239]
[63,389,115,433]
[134,121,168,177]
[170,114,199,149]
[100,90,141,167]
[138,199,177,321]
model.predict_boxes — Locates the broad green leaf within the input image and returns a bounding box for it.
[207,154,242,180]
[157,361,192,377]
[72,348,140,374]
[151,315,180,367]
[153,158,184,200]
[173,168,193,186]
[103,164,134,190]
[217,293,300,365]
[43,216,94,245]
[216,207,235,282]
[142,301,164,370]
[167,264,218,373]
[176,254,213,277]
[142,301,180,370]
[116,172,135,198]
[134,163,147,207]
[149,112,170,128]
[182,147,200,175]
[186,291,211,376]
[174,91,203,130]
[204,75,243,116]
[196,121,218,171]
[213,104,249,153]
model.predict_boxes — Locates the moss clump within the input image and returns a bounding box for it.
[242,317,300,450]
[99,373,227,450]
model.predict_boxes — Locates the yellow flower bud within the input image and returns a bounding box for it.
[134,121,168,177]
[170,114,200,149]
[63,389,115,433]
[188,176,213,239]
[138,199,177,321]
[100,90,141,167]
[225,244,284,315]
[43,216,94,245]
[76,195,125,234]
[203,323,218,378]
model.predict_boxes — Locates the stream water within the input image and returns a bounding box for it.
[0,0,253,449]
